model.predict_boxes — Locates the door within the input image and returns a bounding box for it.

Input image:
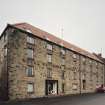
[45,80,58,95]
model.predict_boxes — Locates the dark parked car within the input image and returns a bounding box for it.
[96,84,105,93]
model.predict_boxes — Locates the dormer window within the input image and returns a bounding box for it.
[27,36,34,44]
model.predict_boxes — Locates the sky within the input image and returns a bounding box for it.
[0,0,105,57]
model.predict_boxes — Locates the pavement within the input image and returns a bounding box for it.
[0,93,105,105]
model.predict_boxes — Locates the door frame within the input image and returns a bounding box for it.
[45,80,58,95]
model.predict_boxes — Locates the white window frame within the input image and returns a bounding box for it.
[73,54,77,59]
[4,47,7,56]
[61,58,65,65]
[61,49,66,55]
[27,49,34,58]
[47,54,52,63]
[47,43,53,50]
[26,66,34,77]
[27,83,34,93]
[27,36,34,44]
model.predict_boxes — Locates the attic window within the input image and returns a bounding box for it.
[96,62,98,66]
[82,57,86,62]
[73,54,77,59]
[27,36,34,44]
[89,60,92,64]
[61,49,66,55]
[47,43,53,51]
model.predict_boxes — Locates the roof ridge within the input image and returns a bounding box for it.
[12,22,27,26]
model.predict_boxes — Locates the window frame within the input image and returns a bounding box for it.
[61,48,66,55]
[47,43,53,51]
[26,66,34,77]
[27,36,35,44]
[61,58,65,65]
[27,48,34,59]
[27,83,34,93]
[47,54,52,63]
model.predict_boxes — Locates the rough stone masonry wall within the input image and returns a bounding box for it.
[5,27,105,100]
[0,29,8,100]
[7,29,27,100]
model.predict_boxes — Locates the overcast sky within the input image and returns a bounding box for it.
[0,0,105,57]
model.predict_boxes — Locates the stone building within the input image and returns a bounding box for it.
[0,23,104,100]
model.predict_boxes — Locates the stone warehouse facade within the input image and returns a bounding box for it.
[0,23,104,100]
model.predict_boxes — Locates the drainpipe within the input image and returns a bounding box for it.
[79,55,81,94]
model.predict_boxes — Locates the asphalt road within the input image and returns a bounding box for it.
[1,93,105,105]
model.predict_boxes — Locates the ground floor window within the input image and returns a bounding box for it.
[62,83,65,93]
[27,83,34,93]
[82,80,86,90]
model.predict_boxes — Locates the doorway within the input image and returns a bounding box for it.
[45,80,58,95]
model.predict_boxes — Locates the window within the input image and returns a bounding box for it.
[27,49,34,58]
[73,72,76,80]
[73,54,77,59]
[47,43,52,50]
[27,59,33,65]
[61,49,66,55]
[26,66,34,77]
[4,34,8,42]
[82,80,86,90]
[82,57,86,62]
[89,60,92,64]
[61,66,65,71]
[72,83,77,90]
[61,58,65,65]
[47,54,52,63]
[61,71,65,79]
[27,83,34,93]
[47,69,52,78]
[4,47,7,56]
[62,83,65,93]
[27,36,34,44]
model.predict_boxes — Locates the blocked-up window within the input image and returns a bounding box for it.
[27,36,34,44]
[27,49,34,58]
[27,83,34,93]
[26,66,34,77]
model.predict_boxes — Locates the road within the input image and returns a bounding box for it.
[1,93,105,105]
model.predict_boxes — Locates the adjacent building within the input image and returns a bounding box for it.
[0,23,104,100]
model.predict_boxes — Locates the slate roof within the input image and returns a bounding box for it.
[11,22,103,63]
